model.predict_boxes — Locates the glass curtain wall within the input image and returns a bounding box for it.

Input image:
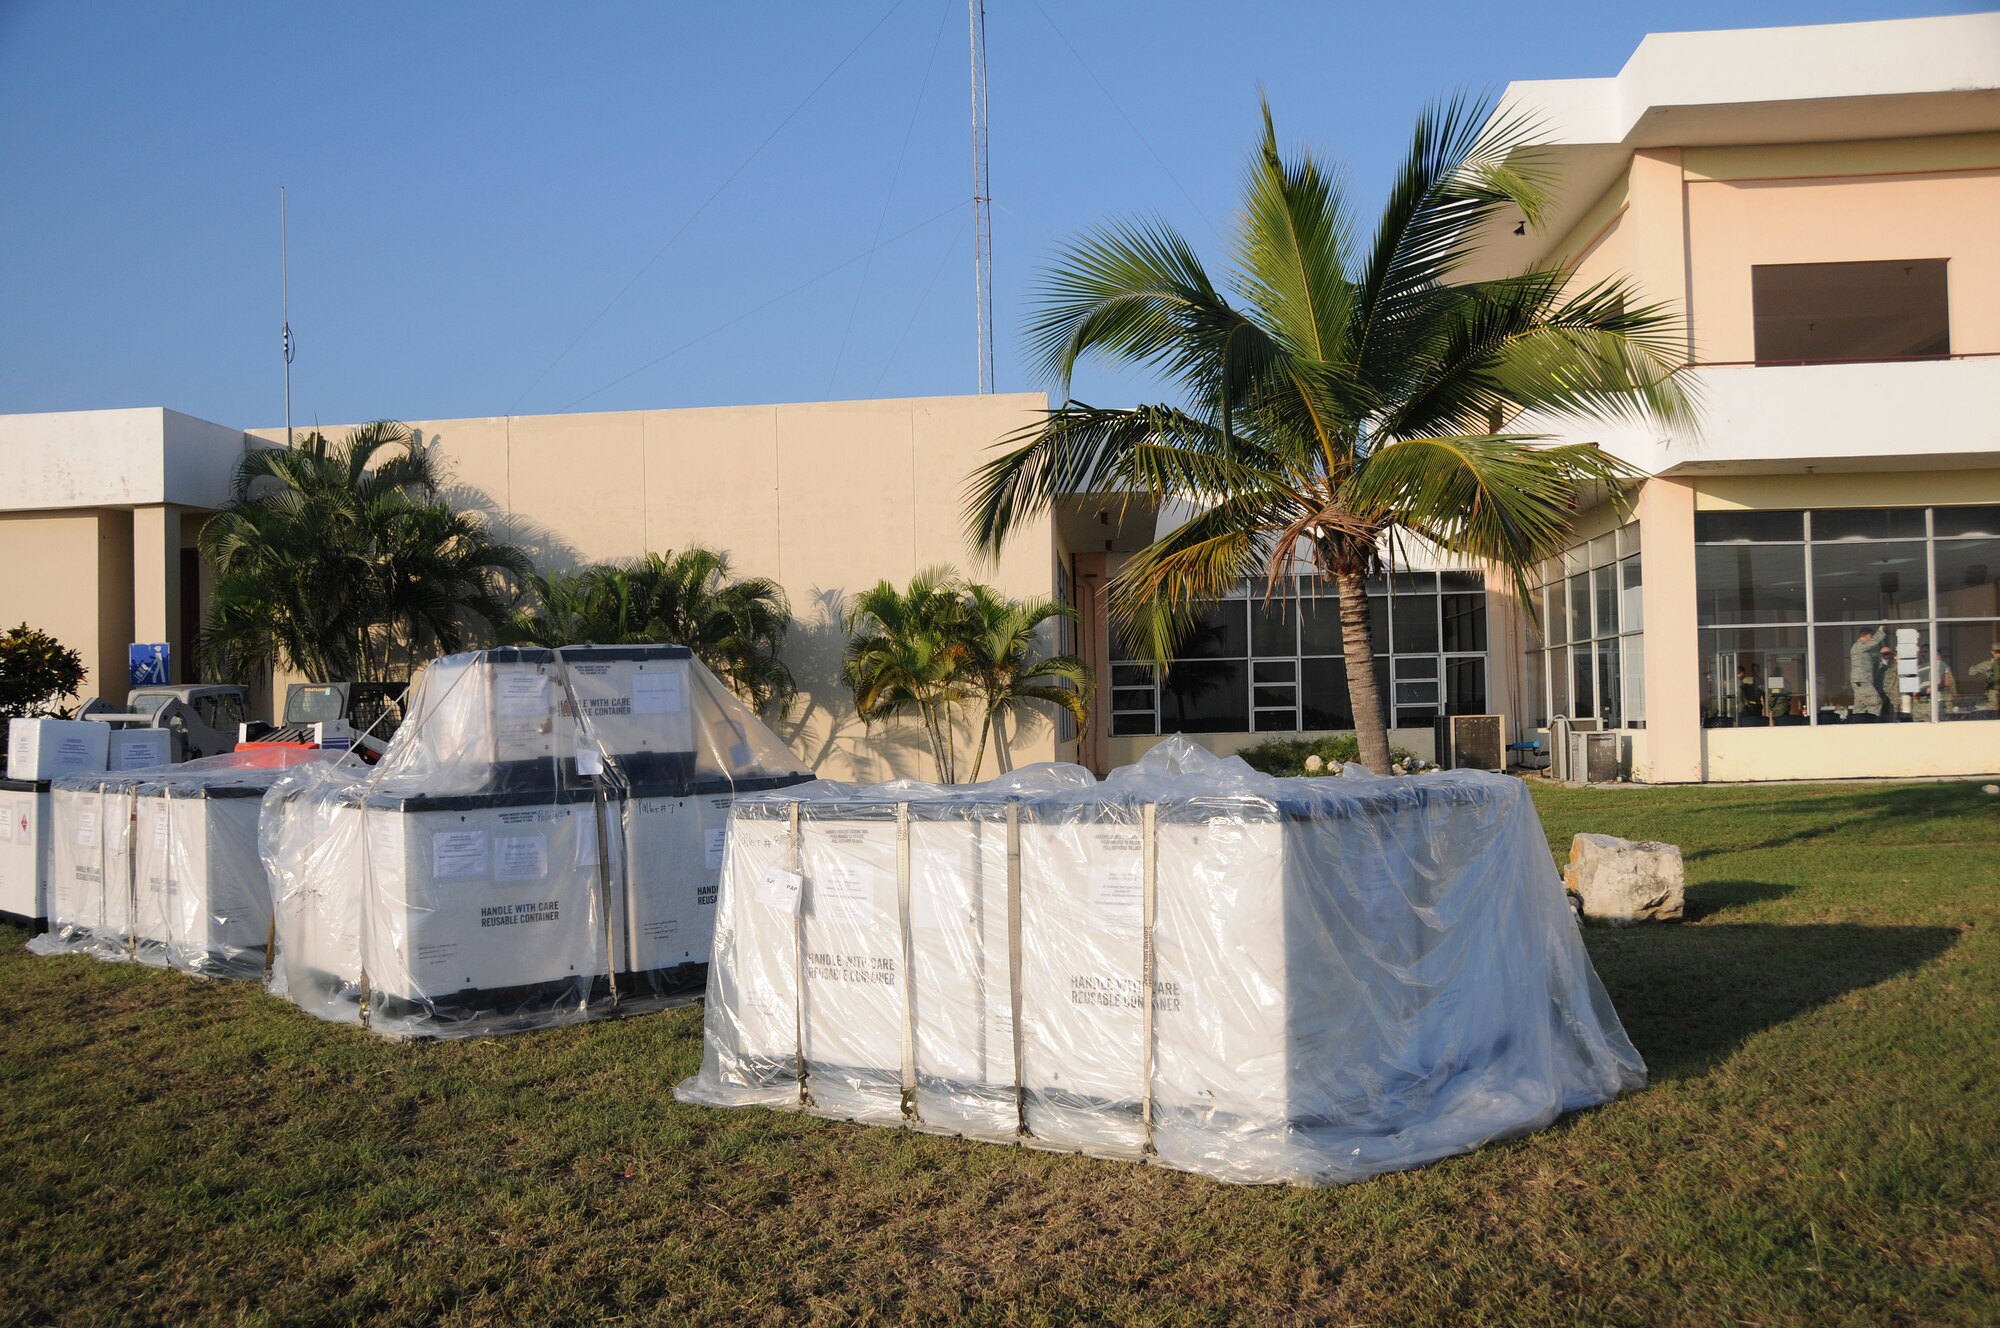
[1107,573,1488,736]
[1695,505,2000,725]
[1525,523,1644,729]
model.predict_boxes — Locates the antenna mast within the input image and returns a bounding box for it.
[969,0,993,393]
[281,187,295,447]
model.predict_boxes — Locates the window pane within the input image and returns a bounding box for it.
[1110,712,1156,736]
[1445,657,1487,715]
[1596,638,1621,729]
[1111,688,1156,713]
[1441,593,1486,652]
[1527,650,1547,728]
[1696,544,1808,625]
[1395,678,1440,705]
[1110,664,1154,688]
[1620,556,1644,632]
[1390,571,1436,593]
[1935,505,2000,539]
[1567,573,1590,642]
[1617,522,1641,558]
[1751,259,1950,364]
[1175,601,1247,659]
[1394,707,1436,729]
[1252,660,1295,683]
[1300,657,1352,730]
[1368,594,1389,652]
[1249,597,1298,657]
[1619,635,1646,727]
[1549,646,1570,720]
[1439,571,1481,594]
[1593,565,1618,638]
[1588,533,1616,569]
[1699,627,1809,727]
[1934,536,2000,620]
[1160,660,1248,732]
[1695,510,1803,543]
[1299,596,1343,656]
[1252,710,1297,732]
[1545,579,1567,647]
[1810,540,1929,622]
[1939,622,2000,721]
[1391,594,1440,653]
[1252,685,1295,708]
[1808,624,1912,728]
[1811,507,1926,542]
[1570,645,1593,720]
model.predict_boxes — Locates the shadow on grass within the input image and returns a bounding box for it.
[1683,879,1794,920]
[1587,920,1960,1082]
[1680,781,1994,861]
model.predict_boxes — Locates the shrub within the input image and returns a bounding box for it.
[1235,734,1417,777]
[0,623,87,722]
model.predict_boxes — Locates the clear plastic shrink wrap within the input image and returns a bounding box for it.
[29,748,334,975]
[261,646,810,1039]
[677,737,1645,1186]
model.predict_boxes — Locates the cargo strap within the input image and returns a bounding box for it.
[895,802,919,1121]
[788,802,810,1107]
[1140,802,1158,1155]
[1006,802,1027,1138]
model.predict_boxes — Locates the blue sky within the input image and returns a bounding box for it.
[0,1,1982,427]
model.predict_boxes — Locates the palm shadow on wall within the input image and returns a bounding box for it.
[771,587,932,781]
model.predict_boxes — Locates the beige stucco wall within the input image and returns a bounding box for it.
[252,393,1056,782]
[1705,724,2000,782]
[0,510,134,709]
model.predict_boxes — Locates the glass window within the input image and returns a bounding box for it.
[1545,579,1567,647]
[1439,571,1482,595]
[1696,544,1808,625]
[1567,572,1590,643]
[1549,644,1570,720]
[1809,623,1926,724]
[1110,712,1156,737]
[1175,601,1247,660]
[1751,259,1950,365]
[1300,657,1352,730]
[1367,592,1389,652]
[1596,638,1621,729]
[1616,522,1642,558]
[1699,627,1809,728]
[1695,510,1804,544]
[1441,592,1486,652]
[1252,660,1295,683]
[1810,540,1929,623]
[1935,505,2000,539]
[1299,595,1343,656]
[1934,537,2000,621]
[1445,657,1486,715]
[1938,622,2000,721]
[1588,533,1616,569]
[1391,593,1440,653]
[1812,508,1927,542]
[1619,555,1643,633]
[1249,596,1298,657]
[1593,564,1618,638]
[1570,646,1593,722]
[1619,635,1646,727]
[1527,649,1547,728]
[1110,664,1153,688]
[1160,660,1248,732]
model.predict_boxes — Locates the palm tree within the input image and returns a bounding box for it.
[505,547,795,715]
[966,98,1691,772]
[198,421,528,684]
[959,586,1092,777]
[842,567,971,783]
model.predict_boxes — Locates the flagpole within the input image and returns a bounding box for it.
[281,186,294,447]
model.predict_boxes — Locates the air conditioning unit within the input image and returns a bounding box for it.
[1570,731,1621,785]
[1432,715,1504,772]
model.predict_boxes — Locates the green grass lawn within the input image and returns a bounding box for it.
[2,779,1996,1327]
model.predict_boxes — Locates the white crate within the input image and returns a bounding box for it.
[8,719,109,782]
[131,786,270,976]
[0,780,50,928]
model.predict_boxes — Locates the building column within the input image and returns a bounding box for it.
[131,504,181,684]
[1637,479,1702,782]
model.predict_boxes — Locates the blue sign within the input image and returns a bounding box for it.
[129,643,171,687]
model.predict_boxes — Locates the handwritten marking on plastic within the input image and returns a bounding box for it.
[755,867,803,913]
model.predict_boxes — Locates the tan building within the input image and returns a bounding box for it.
[2,15,1995,785]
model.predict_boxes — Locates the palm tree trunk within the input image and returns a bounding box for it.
[920,701,949,784]
[1333,567,1392,774]
[969,699,993,783]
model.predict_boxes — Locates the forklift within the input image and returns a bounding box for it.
[238,681,406,760]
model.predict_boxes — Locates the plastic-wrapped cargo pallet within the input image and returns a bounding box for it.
[29,748,335,974]
[0,776,53,931]
[261,645,811,1038]
[677,737,1646,1186]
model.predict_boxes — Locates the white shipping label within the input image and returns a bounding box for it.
[631,669,684,715]
[810,861,880,923]
[152,811,170,853]
[1087,863,1145,933]
[77,807,99,849]
[0,805,11,843]
[755,867,804,914]
[432,829,490,879]
[575,747,604,776]
[495,672,550,718]
[704,827,727,870]
[495,833,550,882]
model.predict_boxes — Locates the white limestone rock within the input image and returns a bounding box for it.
[1562,833,1685,927]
